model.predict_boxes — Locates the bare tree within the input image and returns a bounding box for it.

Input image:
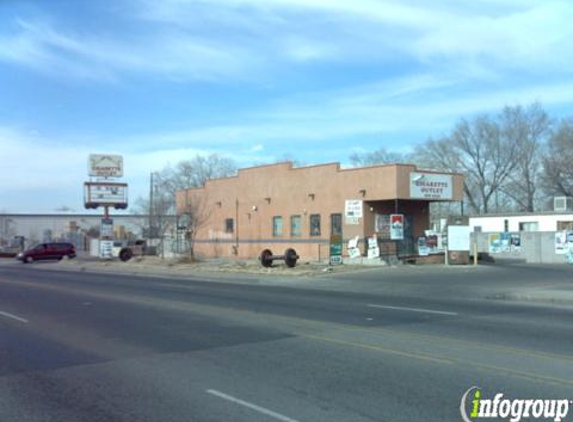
[349,148,411,167]
[178,190,211,261]
[133,192,175,239]
[160,154,237,195]
[542,117,573,198]
[498,103,551,211]
[413,114,520,214]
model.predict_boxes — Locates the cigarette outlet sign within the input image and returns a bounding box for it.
[410,172,453,200]
[89,154,123,178]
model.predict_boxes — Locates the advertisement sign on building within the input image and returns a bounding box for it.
[390,214,404,240]
[89,154,123,178]
[510,233,521,253]
[375,214,391,239]
[488,233,501,253]
[410,172,453,200]
[344,200,363,218]
[555,231,568,254]
[417,237,429,256]
[500,232,512,253]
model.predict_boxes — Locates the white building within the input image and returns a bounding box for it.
[469,212,573,233]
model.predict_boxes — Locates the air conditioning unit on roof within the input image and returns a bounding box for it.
[554,196,573,212]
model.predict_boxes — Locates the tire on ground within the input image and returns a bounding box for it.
[119,247,134,262]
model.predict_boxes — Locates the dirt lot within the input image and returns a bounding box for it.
[55,255,387,278]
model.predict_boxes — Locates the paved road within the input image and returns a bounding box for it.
[1,263,572,422]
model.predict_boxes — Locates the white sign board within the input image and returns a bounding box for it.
[447,226,470,251]
[390,214,404,240]
[555,231,567,255]
[100,218,114,238]
[345,200,363,218]
[410,172,453,200]
[99,240,114,259]
[89,154,123,177]
[85,182,128,206]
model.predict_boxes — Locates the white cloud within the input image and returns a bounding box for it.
[1,0,572,84]
[113,76,573,151]
[0,18,260,82]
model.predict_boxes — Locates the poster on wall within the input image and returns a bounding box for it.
[418,237,429,256]
[375,214,391,239]
[510,233,521,253]
[567,231,573,249]
[488,233,501,254]
[390,214,404,240]
[555,231,568,254]
[424,230,443,254]
[344,200,363,218]
[500,232,511,253]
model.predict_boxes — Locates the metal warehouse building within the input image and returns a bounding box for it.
[176,162,464,261]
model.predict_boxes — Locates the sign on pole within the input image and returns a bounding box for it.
[99,240,114,259]
[100,218,114,238]
[84,182,128,209]
[89,154,123,178]
[329,234,343,265]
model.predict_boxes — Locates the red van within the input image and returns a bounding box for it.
[16,242,76,263]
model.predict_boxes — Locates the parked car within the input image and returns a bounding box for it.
[16,242,76,263]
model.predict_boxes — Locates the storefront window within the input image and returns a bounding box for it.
[310,214,321,236]
[290,215,302,237]
[330,213,342,236]
[225,218,234,233]
[273,216,283,236]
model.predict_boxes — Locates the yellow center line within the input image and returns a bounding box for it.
[469,362,573,388]
[300,334,455,365]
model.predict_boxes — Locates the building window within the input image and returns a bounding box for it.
[330,213,342,236]
[519,222,539,232]
[273,216,283,236]
[290,215,302,237]
[310,214,321,236]
[225,218,234,233]
[557,221,573,230]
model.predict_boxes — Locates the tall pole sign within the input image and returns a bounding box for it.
[84,154,128,259]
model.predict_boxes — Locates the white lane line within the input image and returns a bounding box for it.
[0,310,29,323]
[206,389,303,422]
[367,304,458,316]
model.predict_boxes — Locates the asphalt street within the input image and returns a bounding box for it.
[1,262,572,422]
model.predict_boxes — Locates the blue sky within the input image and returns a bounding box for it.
[1,0,573,212]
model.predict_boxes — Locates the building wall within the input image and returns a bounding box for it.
[473,231,572,264]
[176,162,463,260]
[470,214,573,232]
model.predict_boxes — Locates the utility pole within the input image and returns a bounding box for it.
[149,172,154,239]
